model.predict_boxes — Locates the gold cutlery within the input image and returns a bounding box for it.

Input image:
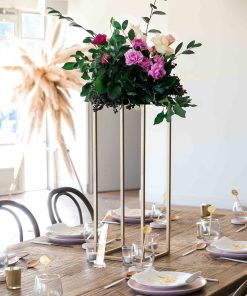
[104,271,135,289]
[182,242,207,256]
[235,224,247,233]
[26,259,40,269]
[31,241,72,247]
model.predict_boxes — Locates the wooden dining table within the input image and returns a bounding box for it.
[1,206,247,296]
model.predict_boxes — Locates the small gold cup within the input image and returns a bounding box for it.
[200,204,212,218]
[5,267,21,290]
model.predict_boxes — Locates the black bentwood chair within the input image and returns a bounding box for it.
[0,200,40,242]
[47,187,94,225]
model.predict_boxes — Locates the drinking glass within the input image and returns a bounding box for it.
[132,243,154,270]
[233,200,247,219]
[145,233,159,253]
[122,246,134,266]
[200,218,220,243]
[82,222,94,239]
[86,242,97,262]
[0,246,8,281]
[33,274,63,296]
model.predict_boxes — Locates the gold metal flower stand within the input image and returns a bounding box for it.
[93,105,171,260]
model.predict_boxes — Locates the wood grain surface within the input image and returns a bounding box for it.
[0,206,246,296]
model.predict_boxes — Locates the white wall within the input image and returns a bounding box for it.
[146,0,247,209]
[67,0,168,192]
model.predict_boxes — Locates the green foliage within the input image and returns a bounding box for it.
[153,11,166,15]
[48,1,202,125]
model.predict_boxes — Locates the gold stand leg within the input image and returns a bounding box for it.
[93,111,98,244]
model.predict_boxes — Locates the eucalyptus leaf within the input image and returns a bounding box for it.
[175,42,183,55]
[150,4,157,9]
[152,11,166,15]
[148,29,161,34]
[187,40,195,49]
[166,106,174,122]
[182,50,195,55]
[142,17,150,23]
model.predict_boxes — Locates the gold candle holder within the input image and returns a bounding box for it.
[200,204,212,218]
[5,267,21,290]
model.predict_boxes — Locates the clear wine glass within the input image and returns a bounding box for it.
[33,274,63,296]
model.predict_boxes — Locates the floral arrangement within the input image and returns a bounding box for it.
[49,0,201,124]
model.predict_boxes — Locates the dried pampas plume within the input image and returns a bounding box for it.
[1,20,87,175]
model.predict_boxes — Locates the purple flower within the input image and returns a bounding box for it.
[132,38,148,51]
[153,55,165,65]
[139,57,152,72]
[148,62,166,80]
[125,49,143,66]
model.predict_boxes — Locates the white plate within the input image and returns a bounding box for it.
[207,245,247,259]
[211,237,247,253]
[132,270,196,289]
[46,233,85,245]
[112,208,151,219]
[231,217,247,225]
[46,223,84,239]
[111,215,153,224]
[128,277,206,295]
[150,220,166,229]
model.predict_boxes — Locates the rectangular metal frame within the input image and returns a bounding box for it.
[93,105,171,259]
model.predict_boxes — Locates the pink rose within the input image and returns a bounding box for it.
[132,38,148,51]
[139,57,152,72]
[148,62,166,80]
[125,49,143,66]
[101,53,109,64]
[92,34,107,45]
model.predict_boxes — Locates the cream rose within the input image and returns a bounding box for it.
[130,25,146,41]
[151,34,175,55]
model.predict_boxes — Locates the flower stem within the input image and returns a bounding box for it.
[145,0,157,36]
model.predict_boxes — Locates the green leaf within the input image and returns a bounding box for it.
[142,17,150,23]
[153,11,166,15]
[82,72,90,80]
[154,110,165,125]
[95,76,107,94]
[128,29,135,40]
[182,49,194,55]
[122,20,128,30]
[113,20,121,30]
[148,29,161,34]
[107,83,121,99]
[62,62,76,70]
[187,40,195,49]
[150,4,157,9]
[83,37,92,43]
[127,92,137,96]
[80,82,92,97]
[193,43,202,48]
[166,106,174,122]
[175,42,183,55]
[89,48,98,54]
[173,104,186,118]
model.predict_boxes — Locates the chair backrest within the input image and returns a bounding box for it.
[47,187,94,224]
[0,200,40,242]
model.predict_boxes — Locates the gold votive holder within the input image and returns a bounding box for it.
[5,267,21,290]
[200,204,212,218]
